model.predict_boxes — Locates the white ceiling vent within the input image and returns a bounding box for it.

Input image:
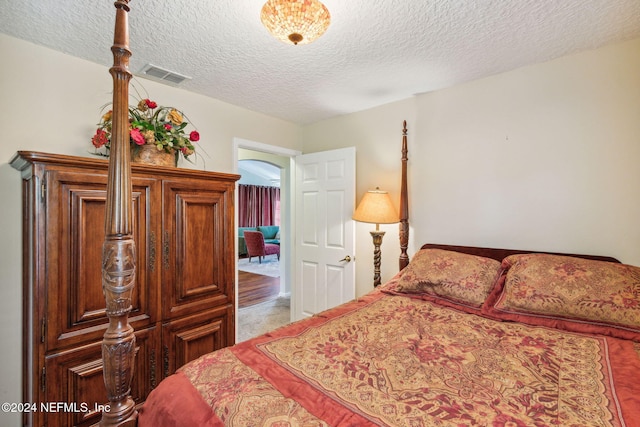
[138,64,191,85]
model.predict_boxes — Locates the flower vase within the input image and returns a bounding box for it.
[131,144,178,167]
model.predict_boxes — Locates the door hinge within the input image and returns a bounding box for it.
[41,366,46,392]
[41,316,46,343]
[149,231,156,272]
[163,345,169,378]
[150,349,157,389]
[40,178,46,203]
[163,231,170,270]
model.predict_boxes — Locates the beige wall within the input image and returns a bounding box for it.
[304,37,640,298]
[0,34,302,425]
[413,37,640,262]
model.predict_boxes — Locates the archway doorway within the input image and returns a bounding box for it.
[233,139,301,342]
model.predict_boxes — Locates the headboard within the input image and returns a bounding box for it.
[420,243,620,263]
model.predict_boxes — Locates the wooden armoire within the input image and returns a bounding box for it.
[11,151,239,427]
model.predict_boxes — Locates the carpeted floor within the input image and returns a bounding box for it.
[237,257,280,277]
[237,296,290,342]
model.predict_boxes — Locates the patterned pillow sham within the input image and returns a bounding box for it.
[384,249,502,312]
[483,253,640,341]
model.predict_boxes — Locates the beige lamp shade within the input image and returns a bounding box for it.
[260,0,331,45]
[352,188,399,226]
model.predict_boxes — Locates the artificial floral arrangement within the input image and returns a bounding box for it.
[91,97,200,163]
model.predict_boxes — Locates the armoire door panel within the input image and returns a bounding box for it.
[176,193,218,294]
[44,327,158,427]
[161,305,233,377]
[162,180,235,318]
[46,169,159,350]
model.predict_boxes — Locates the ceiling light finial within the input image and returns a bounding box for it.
[260,0,331,46]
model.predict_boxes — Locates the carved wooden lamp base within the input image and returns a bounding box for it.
[370,230,386,287]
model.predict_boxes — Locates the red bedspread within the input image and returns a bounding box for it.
[139,287,640,426]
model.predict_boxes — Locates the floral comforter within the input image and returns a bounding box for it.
[139,286,640,426]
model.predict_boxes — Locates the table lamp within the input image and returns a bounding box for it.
[352,188,399,286]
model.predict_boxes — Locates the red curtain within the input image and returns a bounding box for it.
[238,184,280,227]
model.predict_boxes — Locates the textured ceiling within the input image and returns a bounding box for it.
[1,0,639,124]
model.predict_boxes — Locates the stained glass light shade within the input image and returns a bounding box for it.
[260,0,331,45]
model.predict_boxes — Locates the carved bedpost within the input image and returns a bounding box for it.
[100,1,137,426]
[399,121,410,270]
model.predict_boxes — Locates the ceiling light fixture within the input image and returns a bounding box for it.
[260,0,331,46]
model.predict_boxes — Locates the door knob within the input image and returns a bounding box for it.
[339,255,352,263]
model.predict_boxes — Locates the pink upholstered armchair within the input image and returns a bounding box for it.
[243,230,280,263]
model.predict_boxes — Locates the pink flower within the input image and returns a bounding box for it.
[164,123,172,130]
[145,99,157,109]
[189,131,200,142]
[92,129,108,148]
[130,128,146,145]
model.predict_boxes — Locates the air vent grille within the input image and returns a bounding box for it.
[139,64,191,85]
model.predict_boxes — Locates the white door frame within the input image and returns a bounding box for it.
[232,138,301,340]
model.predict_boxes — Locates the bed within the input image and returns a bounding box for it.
[99,3,640,426]
[134,246,640,426]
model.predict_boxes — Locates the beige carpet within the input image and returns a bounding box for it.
[237,296,290,342]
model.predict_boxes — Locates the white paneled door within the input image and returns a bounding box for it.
[293,147,356,321]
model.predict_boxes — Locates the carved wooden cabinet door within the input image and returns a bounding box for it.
[44,168,160,349]
[161,305,234,377]
[160,178,235,320]
[40,167,161,427]
[159,177,236,376]
[44,327,158,427]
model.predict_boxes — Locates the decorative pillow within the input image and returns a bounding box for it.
[384,249,502,313]
[483,253,640,341]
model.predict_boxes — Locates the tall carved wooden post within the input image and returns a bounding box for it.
[399,121,410,270]
[101,1,137,425]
